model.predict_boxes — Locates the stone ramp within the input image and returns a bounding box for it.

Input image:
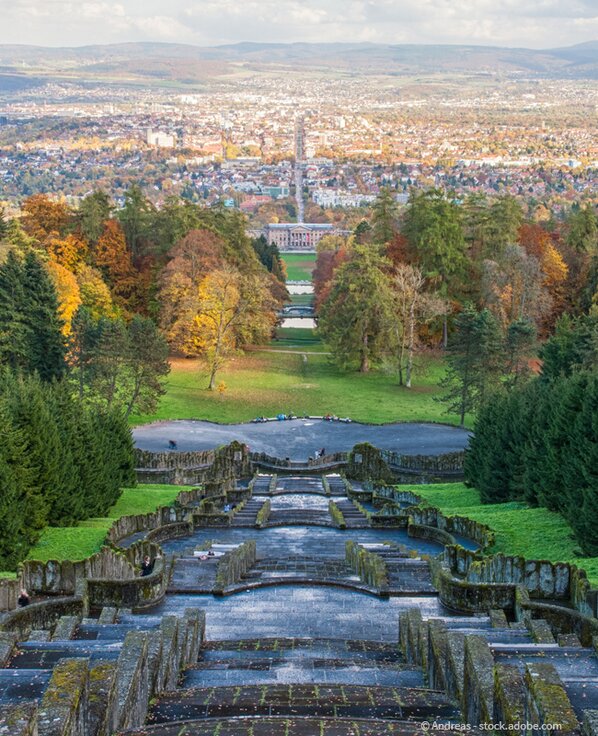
[148,684,461,723]
[168,556,219,594]
[221,555,380,595]
[267,508,332,526]
[273,475,328,495]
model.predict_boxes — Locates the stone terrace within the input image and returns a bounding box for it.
[0,467,597,736]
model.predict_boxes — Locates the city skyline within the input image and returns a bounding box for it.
[0,0,596,49]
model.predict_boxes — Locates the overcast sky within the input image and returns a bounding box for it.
[0,0,596,48]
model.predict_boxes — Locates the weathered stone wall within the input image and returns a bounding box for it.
[214,541,256,594]
[372,488,494,549]
[346,443,395,483]
[37,658,89,736]
[86,544,168,611]
[145,521,193,544]
[432,557,517,613]
[135,448,216,469]
[381,449,465,475]
[408,523,455,546]
[345,541,388,591]
[0,597,85,639]
[0,702,38,736]
[402,608,583,736]
[135,440,251,486]
[0,578,21,613]
[448,547,572,599]
[21,546,137,597]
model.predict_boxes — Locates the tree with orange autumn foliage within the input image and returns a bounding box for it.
[46,234,88,272]
[21,195,71,242]
[517,223,568,331]
[94,220,138,313]
[46,260,82,335]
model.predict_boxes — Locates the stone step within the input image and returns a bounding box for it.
[0,669,51,704]
[9,640,122,669]
[76,621,161,640]
[120,716,462,736]
[203,638,403,659]
[149,684,460,723]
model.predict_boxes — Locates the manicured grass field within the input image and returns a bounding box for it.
[130,353,469,427]
[25,484,185,563]
[409,483,598,586]
[289,293,314,306]
[281,253,316,281]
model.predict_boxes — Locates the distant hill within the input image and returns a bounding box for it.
[0,41,596,83]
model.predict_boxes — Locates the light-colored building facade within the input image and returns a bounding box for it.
[264,223,338,251]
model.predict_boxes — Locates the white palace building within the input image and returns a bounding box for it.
[263,223,343,252]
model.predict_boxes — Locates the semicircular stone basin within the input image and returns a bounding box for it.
[133,418,471,459]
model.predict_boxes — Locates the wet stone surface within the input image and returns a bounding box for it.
[133,418,471,458]
[160,525,444,560]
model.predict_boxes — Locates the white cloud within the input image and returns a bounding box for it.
[0,0,595,48]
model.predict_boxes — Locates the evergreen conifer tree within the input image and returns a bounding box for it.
[22,251,66,381]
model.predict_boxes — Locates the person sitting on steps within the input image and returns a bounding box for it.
[17,589,30,607]
[140,555,153,576]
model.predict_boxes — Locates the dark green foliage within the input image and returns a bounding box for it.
[77,190,112,244]
[371,187,398,243]
[438,304,503,426]
[0,249,66,380]
[251,235,285,281]
[466,369,598,556]
[318,247,395,372]
[0,370,135,569]
[566,203,598,254]
[22,251,66,381]
[0,250,32,372]
[68,311,170,418]
[540,313,598,380]
[505,319,536,386]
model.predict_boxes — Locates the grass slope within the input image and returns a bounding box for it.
[409,483,598,586]
[281,253,316,281]
[26,484,184,563]
[130,354,469,426]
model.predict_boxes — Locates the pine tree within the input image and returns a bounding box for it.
[0,394,35,568]
[22,251,66,381]
[438,305,502,426]
[0,250,31,371]
[464,391,512,502]
[371,187,398,244]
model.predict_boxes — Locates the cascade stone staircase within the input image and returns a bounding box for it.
[2,468,598,736]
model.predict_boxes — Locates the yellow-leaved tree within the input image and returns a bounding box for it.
[46,260,82,335]
[181,267,278,390]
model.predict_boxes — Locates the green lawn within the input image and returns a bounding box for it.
[281,253,316,281]
[130,353,469,426]
[408,483,598,586]
[270,327,323,349]
[25,484,185,563]
[289,293,314,306]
